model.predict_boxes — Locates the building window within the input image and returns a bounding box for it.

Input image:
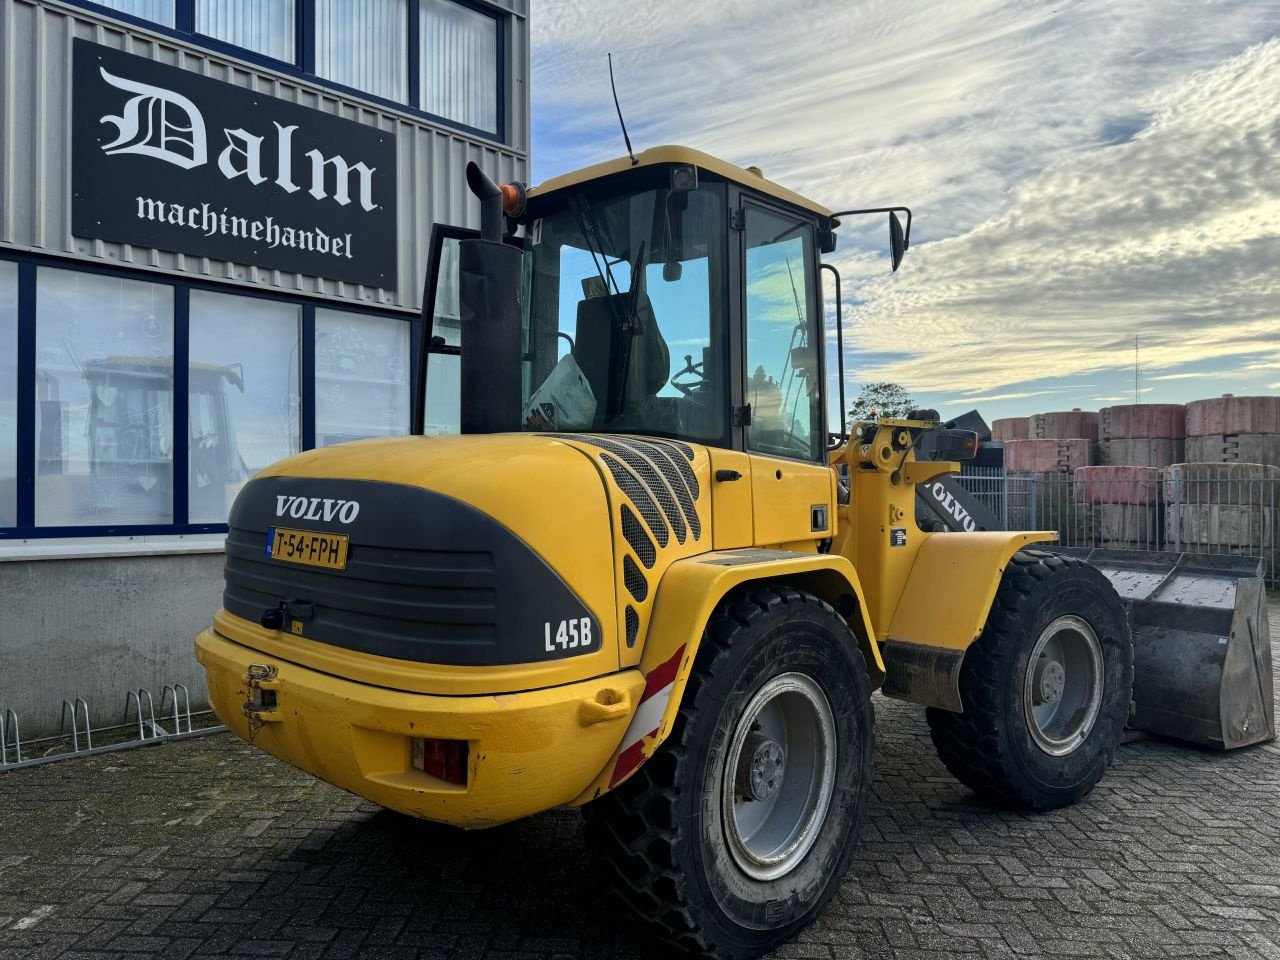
[35,269,175,527]
[315,310,410,447]
[196,0,296,63]
[188,291,301,524]
[91,0,176,27]
[4,259,430,538]
[316,0,409,104]
[421,0,498,134]
[81,0,507,142]
[0,262,17,528]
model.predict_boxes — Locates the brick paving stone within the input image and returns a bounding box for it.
[2,607,1279,960]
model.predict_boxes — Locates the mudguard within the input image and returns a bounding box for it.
[880,531,1055,712]
[570,548,880,802]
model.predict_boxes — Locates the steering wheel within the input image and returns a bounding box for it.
[669,354,706,396]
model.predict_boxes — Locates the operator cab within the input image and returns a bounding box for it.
[418,146,867,464]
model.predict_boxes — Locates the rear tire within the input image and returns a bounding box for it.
[582,584,874,960]
[926,549,1133,811]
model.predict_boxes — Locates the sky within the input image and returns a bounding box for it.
[528,0,1280,426]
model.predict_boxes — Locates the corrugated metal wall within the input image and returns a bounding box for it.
[0,0,530,312]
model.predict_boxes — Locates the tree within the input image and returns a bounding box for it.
[848,382,914,424]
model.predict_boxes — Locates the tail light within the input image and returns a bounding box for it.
[411,737,469,785]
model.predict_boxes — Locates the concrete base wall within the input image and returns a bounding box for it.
[0,552,222,739]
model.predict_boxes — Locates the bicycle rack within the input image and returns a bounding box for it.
[0,709,21,766]
[59,698,93,753]
[2,682,225,772]
[160,684,192,735]
[124,688,164,741]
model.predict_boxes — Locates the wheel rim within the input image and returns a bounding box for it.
[721,672,836,881]
[1023,615,1105,757]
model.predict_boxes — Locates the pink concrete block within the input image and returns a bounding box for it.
[1099,403,1185,440]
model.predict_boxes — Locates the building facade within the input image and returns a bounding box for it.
[0,0,530,738]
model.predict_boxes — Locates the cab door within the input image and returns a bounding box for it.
[734,197,835,547]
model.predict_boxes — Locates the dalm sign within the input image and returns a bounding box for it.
[72,39,398,289]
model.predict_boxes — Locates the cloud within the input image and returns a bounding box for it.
[1147,370,1236,381]
[530,2,1280,409]
[847,38,1280,394]
[944,390,1052,405]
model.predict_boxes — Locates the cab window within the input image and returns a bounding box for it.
[743,204,821,461]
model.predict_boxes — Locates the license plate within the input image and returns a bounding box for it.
[266,526,349,570]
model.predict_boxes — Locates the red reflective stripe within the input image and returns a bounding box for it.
[639,644,685,703]
[609,738,648,787]
[607,644,687,788]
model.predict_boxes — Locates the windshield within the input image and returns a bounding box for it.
[520,182,727,442]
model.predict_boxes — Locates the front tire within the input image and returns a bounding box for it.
[926,549,1133,811]
[583,584,874,960]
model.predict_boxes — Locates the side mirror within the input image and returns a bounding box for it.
[890,211,905,272]
[933,429,978,460]
[790,345,818,371]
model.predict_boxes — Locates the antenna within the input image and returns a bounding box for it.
[1134,336,1141,404]
[608,53,638,166]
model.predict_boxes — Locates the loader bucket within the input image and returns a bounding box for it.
[1058,548,1274,749]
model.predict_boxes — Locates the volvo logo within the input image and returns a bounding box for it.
[928,481,977,533]
[275,495,360,524]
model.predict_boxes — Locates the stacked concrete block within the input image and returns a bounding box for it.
[1184,395,1280,468]
[1098,403,1185,468]
[1163,462,1280,562]
[1003,438,1093,533]
[1003,438,1093,474]
[1073,465,1161,548]
[991,417,1030,442]
[1031,408,1099,442]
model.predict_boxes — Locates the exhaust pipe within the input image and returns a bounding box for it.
[459,161,524,434]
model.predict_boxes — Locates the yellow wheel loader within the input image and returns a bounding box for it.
[195,146,1273,959]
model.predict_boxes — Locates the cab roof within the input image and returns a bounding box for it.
[527,144,834,220]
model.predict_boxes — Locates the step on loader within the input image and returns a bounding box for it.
[196,146,1273,960]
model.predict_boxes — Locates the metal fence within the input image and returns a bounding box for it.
[953,465,1280,588]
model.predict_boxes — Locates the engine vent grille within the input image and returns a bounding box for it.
[620,504,657,569]
[625,606,640,647]
[545,434,701,543]
[600,454,669,548]
[644,438,701,501]
[623,555,648,602]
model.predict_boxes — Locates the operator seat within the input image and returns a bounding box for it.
[573,292,670,418]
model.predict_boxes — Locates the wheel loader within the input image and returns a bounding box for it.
[195,146,1274,959]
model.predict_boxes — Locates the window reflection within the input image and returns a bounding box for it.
[189,291,300,524]
[424,352,459,435]
[743,207,820,461]
[315,310,409,446]
[35,269,175,526]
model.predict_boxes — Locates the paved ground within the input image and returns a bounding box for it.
[2,619,1279,960]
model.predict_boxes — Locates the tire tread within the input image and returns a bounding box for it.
[582,583,870,959]
[926,549,1133,810]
